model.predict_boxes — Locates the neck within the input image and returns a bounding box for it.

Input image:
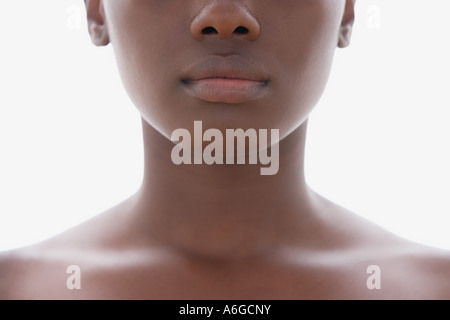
[129,118,319,260]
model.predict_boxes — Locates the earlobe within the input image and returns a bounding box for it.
[84,0,110,46]
[338,24,353,48]
[338,0,356,48]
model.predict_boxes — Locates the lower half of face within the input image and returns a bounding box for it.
[104,0,346,142]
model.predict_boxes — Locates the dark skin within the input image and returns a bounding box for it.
[1,0,449,300]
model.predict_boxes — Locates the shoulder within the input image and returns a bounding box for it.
[357,238,450,299]
[0,248,29,300]
[400,244,450,299]
[321,200,450,299]
[338,202,450,298]
[0,237,92,300]
[0,251,12,299]
[0,242,95,300]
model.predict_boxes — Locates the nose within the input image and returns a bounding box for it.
[190,2,261,41]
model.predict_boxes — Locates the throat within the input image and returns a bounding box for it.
[129,185,319,262]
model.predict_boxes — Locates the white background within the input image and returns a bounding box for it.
[0,0,449,251]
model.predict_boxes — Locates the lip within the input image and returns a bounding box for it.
[180,55,270,104]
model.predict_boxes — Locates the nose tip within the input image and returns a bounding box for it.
[190,2,261,41]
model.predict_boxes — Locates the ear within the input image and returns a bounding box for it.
[84,0,110,46]
[338,0,356,48]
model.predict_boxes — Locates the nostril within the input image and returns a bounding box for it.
[201,27,218,35]
[191,6,261,41]
[200,26,249,37]
[234,26,249,35]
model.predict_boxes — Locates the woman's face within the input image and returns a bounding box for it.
[89,0,354,140]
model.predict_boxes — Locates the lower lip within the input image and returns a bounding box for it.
[182,78,268,104]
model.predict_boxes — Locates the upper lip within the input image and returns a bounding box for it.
[180,55,270,83]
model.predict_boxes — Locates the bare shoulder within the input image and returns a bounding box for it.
[322,195,450,299]
[348,231,450,299]
[0,251,13,299]
[400,243,450,299]
[0,239,104,300]
[0,209,117,300]
[357,227,450,299]
[0,248,30,300]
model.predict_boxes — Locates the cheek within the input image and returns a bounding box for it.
[104,1,187,137]
[265,3,344,137]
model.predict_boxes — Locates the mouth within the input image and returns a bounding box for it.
[180,55,270,104]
